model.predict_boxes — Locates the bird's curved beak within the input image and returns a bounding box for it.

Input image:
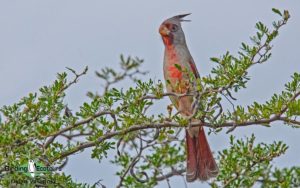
[159,25,170,36]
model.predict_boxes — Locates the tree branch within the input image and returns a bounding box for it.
[49,114,300,163]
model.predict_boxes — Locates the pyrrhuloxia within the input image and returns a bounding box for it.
[159,14,218,182]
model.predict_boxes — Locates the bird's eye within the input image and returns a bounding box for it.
[171,24,179,32]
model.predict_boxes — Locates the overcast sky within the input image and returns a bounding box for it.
[0,1,300,188]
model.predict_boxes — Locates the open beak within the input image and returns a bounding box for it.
[159,25,170,36]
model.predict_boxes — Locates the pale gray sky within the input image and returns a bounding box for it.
[0,1,299,187]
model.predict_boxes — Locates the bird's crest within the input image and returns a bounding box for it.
[173,13,191,22]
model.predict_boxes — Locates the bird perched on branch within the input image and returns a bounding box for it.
[159,14,218,182]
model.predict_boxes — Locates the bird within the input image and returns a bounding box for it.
[28,159,36,178]
[159,14,218,182]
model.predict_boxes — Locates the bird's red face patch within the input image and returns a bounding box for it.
[162,35,174,47]
[159,23,175,47]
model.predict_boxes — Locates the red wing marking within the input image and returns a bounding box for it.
[168,66,183,79]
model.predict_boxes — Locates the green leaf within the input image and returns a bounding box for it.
[167,129,174,134]
[272,8,282,16]
[210,57,220,63]
[174,64,182,71]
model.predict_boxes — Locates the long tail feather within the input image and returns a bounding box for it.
[185,127,218,182]
[197,127,218,181]
[186,130,197,182]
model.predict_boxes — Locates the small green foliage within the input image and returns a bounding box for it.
[211,135,289,187]
[111,139,185,188]
[272,8,282,16]
[205,9,289,98]
[263,167,300,187]
[91,141,115,161]
[219,73,300,128]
